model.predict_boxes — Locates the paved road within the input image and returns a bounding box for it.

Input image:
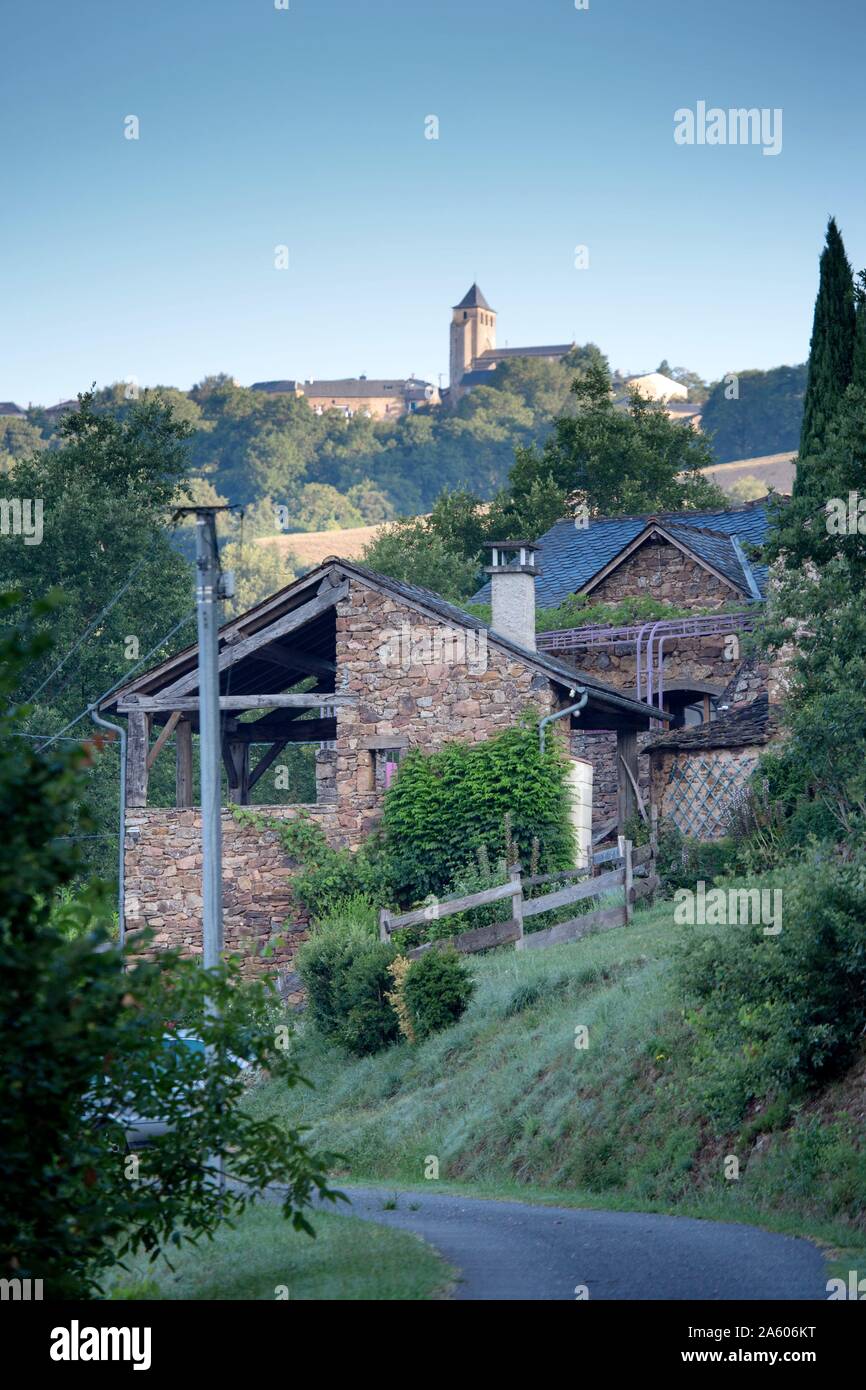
[329,1187,828,1300]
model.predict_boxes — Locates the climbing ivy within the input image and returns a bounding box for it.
[382,713,574,903]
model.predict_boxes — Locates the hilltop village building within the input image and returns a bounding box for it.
[250,283,575,415]
[249,376,439,420]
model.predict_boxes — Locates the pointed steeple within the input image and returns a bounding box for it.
[453,283,493,312]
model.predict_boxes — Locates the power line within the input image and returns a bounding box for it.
[35,609,197,753]
[10,732,114,743]
[23,547,155,705]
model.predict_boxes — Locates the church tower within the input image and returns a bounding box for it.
[450,283,496,393]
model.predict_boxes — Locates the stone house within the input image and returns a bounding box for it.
[103,548,662,983]
[471,498,781,837]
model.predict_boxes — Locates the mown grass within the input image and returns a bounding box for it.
[247,900,866,1266]
[107,1204,451,1301]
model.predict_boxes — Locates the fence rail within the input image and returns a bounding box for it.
[379,836,658,961]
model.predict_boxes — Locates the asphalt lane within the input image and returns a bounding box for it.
[331,1187,828,1300]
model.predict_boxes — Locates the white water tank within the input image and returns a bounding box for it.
[568,757,594,868]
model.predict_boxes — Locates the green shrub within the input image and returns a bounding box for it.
[677,854,866,1127]
[621,813,739,892]
[384,715,574,903]
[403,948,475,1041]
[298,930,399,1056]
[727,753,842,874]
[311,893,379,939]
[233,810,393,921]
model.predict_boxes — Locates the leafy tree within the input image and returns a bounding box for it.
[361,515,481,601]
[699,365,807,464]
[798,216,856,468]
[762,385,866,841]
[727,474,772,503]
[345,479,396,524]
[294,482,364,532]
[0,393,196,880]
[0,600,342,1299]
[0,416,46,473]
[220,537,295,617]
[507,361,724,517]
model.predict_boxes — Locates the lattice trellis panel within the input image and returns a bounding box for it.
[664,756,750,838]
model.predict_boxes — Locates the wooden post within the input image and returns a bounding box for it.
[126,709,149,807]
[620,835,634,924]
[616,728,638,834]
[225,740,250,804]
[510,863,525,951]
[379,909,391,943]
[175,718,193,808]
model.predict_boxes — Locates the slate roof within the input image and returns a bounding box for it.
[0,402,26,417]
[454,283,492,311]
[252,378,423,399]
[479,345,574,361]
[471,500,774,608]
[644,693,774,752]
[104,556,664,727]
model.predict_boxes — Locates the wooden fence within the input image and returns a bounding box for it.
[379,836,659,961]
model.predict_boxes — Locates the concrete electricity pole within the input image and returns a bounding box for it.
[194,508,227,970]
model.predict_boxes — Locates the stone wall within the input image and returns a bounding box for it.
[332,577,558,842]
[571,633,737,697]
[124,805,341,1002]
[587,535,741,610]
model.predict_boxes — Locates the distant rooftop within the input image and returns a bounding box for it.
[252,378,433,399]
[0,402,26,417]
[479,344,574,361]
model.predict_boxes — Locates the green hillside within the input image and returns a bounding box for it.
[247,898,866,1271]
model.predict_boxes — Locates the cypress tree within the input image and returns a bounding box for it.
[853,270,866,391]
[797,217,855,479]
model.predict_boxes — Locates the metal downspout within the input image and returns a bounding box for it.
[645,620,664,712]
[90,709,127,946]
[635,622,653,701]
[539,690,588,757]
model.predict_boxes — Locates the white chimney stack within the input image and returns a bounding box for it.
[483,540,540,651]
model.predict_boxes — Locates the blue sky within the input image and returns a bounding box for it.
[2,0,864,405]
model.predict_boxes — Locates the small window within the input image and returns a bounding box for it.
[373,746,403,790]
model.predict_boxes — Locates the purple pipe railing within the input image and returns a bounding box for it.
[537,610,756,713]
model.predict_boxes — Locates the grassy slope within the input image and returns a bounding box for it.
[248,901,866,1273]
[108,1205,451,1301]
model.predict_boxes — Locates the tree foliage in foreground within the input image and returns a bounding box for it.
[0,600,343,1299]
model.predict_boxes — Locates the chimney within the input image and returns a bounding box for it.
[483,541,540,651]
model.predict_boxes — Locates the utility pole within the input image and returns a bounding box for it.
[194,508,225,970]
